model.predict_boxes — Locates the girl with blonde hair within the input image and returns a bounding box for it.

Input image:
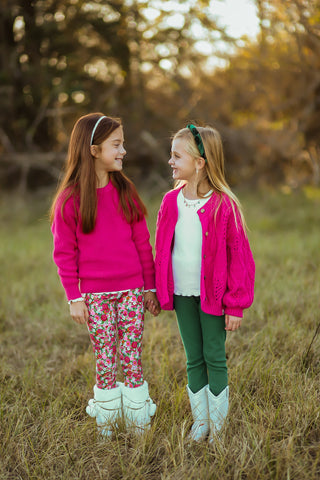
[154,124,255,443]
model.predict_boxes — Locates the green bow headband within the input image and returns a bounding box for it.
[187,124,207,162]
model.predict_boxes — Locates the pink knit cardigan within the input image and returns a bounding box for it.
[155,187,255,317]
[51,182,155,300]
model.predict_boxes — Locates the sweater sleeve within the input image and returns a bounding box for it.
[222,207,255,317]
[131,216,155,290]
[51,196,81,301]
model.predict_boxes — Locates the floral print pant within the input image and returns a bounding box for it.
[84,288,144,390]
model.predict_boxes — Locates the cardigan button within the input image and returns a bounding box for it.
[200,208,205,213]
[203,255,206,259]
[205,231,208,236]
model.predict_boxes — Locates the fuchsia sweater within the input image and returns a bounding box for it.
[51,182,155,301]
[155,187,255,317]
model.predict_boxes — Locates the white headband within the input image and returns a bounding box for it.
[90,116,106,145]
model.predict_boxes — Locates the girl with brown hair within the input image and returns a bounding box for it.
[50,113,160,437]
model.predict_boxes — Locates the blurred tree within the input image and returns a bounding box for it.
[1,0,318,191]
[0,0,229,190]
[191,0,320,186]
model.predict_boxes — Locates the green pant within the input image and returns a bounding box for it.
[174,295,228,396]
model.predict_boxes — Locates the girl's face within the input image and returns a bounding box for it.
[93,126,126,174]
[169,138,197,182]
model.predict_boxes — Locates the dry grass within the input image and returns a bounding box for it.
[0,188,319,479]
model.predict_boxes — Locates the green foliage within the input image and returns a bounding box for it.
[0,189,320,479]
[0,0,224,150]
[1,0,320,191]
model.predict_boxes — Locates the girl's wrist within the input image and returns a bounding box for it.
[68,297,84,305]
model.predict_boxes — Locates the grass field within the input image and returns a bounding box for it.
[0,188,319,480]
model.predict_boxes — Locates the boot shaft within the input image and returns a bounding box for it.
[122,381,157,432]
[207,385,229,436]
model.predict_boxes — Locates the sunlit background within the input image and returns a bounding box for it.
[0,0,319,193]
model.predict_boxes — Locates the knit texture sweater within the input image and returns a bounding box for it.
[51,182,155,300]
[155,187,255,317]
[172,190,211,295]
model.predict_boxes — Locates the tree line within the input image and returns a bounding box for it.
[0,0,319,192]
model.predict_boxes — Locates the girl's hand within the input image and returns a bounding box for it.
[225,314,242,331]
[69,300,89,325]
[146,299,161,316]
[144,291,161,317]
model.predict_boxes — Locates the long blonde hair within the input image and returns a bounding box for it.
[173,126,247,230]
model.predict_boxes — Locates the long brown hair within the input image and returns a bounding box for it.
[50,113,147,233]
[173,126,247,231]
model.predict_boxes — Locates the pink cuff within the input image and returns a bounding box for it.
[224,307,243,318]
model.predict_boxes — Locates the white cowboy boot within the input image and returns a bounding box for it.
[207,385,229,443]
[186,384,210,441]
[86,383,122,437]
[121,381,156,434]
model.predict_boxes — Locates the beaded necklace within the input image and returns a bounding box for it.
[182,189,212,209]
[182,196,201,209]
